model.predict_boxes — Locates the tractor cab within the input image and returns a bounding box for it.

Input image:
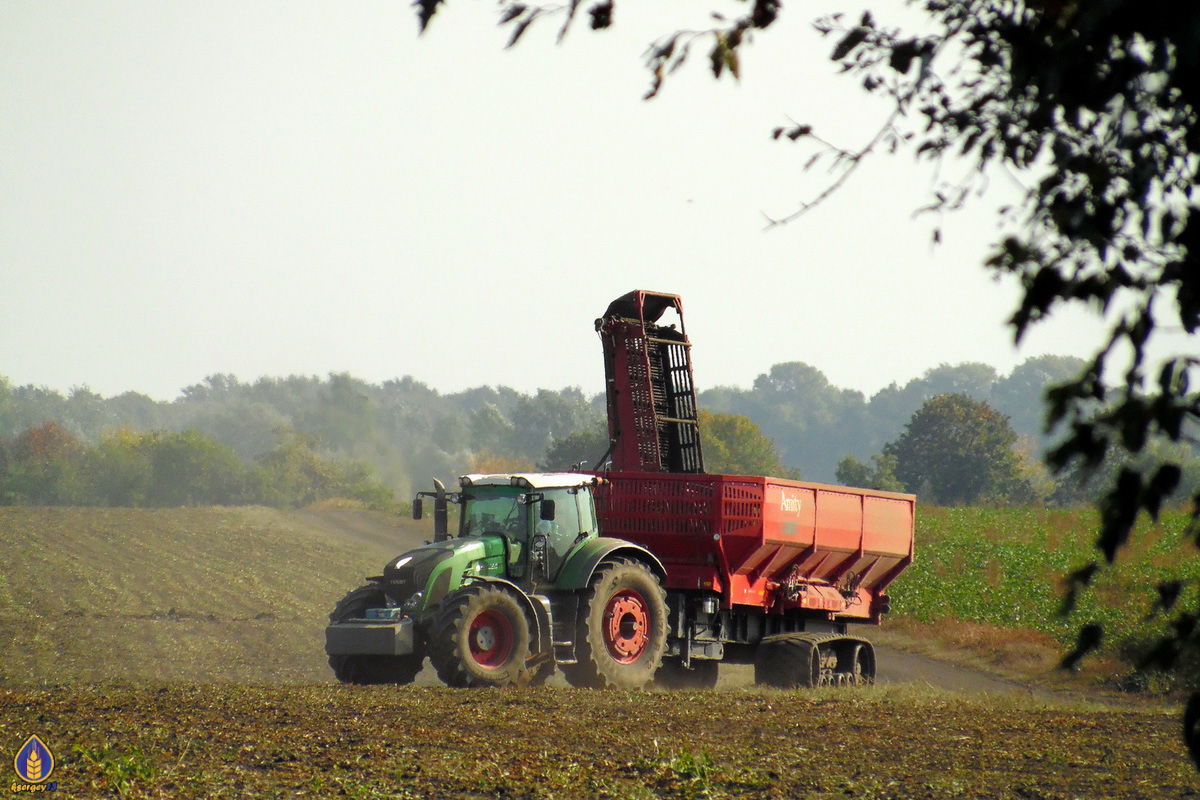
[414,473,601,588]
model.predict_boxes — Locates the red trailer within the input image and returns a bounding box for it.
[593,291,915,688]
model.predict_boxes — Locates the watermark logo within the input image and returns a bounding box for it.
[11,735,56,793]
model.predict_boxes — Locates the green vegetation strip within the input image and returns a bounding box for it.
[893,507,1200,657]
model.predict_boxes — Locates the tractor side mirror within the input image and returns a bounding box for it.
[540,499,556,521]
[412,498,423,520]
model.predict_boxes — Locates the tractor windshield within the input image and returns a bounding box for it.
[460,485,528,543]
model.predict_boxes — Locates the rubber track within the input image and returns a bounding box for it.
[754,633,875,689]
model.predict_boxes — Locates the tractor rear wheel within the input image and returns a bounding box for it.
[562,558,667,690]
[429,584,532,687]
[654,658,719,690]
[753,633,820,689]
[327,584,424,685]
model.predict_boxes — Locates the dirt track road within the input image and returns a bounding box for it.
[872,644,1066,698]
[402,646,1073,698]
[708,647,1066,698]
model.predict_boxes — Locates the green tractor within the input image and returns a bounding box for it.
[324,473,669,689]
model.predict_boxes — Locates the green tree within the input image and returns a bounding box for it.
[989,356,1088,441]
[468,403,518,458]
[0,421,84,504]
[254,430,345,507]
[866,363,999,448]
[539,427,610,472]
[835,452,903,493]
[74,428,154,507]
[141,430,250,507]
[700,362,867,481]
[884,394,1028,506]
[254,429,395,510]
[698,409,785,476]
[302,372,377,452]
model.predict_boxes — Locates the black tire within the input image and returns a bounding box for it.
[429,584,532,688]
[327,584,424,685]
[753,634,820,689]
[561,557,667,690]
[654,658,719,690]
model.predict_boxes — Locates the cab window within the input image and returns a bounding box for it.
[539,488,581,561]
[576,487,596,535]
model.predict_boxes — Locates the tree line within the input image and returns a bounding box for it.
[3,354,1194,509]
[0,421,392,510]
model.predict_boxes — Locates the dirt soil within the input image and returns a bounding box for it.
[2,684,1192,799]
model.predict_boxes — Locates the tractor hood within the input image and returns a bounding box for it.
[380,536,507,613]
[383,541,458,585]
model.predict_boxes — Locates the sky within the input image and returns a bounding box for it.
[1,1,1119,403]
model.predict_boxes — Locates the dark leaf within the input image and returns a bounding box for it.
[1185,693,1200,768]
[507,15,536,48]
[831,27,869,61]
[1060,622,1103,670]
[1175,611,1198,642]
[1144,464,1183,520]
[889,41,919,74]
[1119,408,1149,452]
[751,0,780,29]
[589,1,612,30]
[413,0,445,33]
[1097,469,1141,563]
[499,3,527,25]
[710,40,725,79]
[1059,562,1099,616]
[787,124,812,141]
[1149,580,1184,616]
[1139,635,1181,671]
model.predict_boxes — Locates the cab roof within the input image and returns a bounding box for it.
[461,473,599,490]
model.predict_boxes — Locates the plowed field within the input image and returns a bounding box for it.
[2,507,1196,798]
[2,684,1192,799]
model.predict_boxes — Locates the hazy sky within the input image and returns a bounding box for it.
[2,1,1116,402]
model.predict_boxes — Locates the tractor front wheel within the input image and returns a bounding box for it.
[429,584,532,687]
[562,558,667,690]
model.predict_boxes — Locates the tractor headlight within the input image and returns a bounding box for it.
[401,592,424,615]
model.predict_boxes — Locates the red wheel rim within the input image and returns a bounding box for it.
[603,589,650,664]
[469,609,514,668]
